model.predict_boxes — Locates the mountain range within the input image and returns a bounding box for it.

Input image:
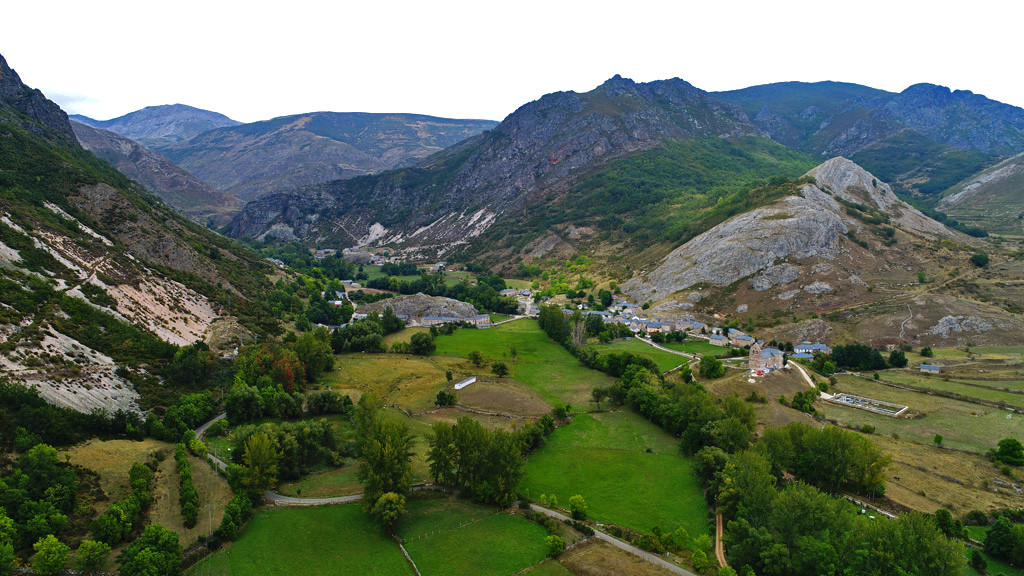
[71,104,241,149]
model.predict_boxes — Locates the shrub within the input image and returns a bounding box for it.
[970,253,990,268]
[569,494,588,520]
[545,535,564,557]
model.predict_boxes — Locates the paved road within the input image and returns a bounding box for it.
[529,504,699,576]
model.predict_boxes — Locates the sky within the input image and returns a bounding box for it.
[4,0,1021,123]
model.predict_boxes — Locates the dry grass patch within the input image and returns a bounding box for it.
[69,438,169,504]
[868,435,1022,515]
[326,354,448,411]
[414,408,527,431]
[151,454,233,546]
[457,380,551,416]
[559,539,680,576]
[701,367,817,429]
[382,326,430,347]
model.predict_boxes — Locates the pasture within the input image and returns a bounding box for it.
[522,411,709,536]
[587,338,688,373]
[433,319,615,407]
[820,375,1024,454]
[663,340,734,358]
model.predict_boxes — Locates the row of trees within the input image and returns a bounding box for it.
[174,444,200,528]
[91,461,154,546]
[225,383,352,425]
[365,271,519,314]
[426,418,526,507]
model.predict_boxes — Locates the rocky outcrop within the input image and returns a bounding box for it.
[71,104,240,149]
[0,53,76,142]
[72,121,243,224]
[360,293,479,319]
[162,112,499,201]
[625,158,960,303]
[228,75,763,247]
[937,152,1024,235]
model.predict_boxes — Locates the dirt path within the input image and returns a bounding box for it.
[714,514,727,568]
[789,362,833,399]
[637,338,697,359]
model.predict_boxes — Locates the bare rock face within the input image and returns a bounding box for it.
[361,293,479,319]
[751,264,801,291]
[625,158,960,303]
[624,193,848,302]
[0,53,76,142]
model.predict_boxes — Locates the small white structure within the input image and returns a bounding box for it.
[920,364,941,374]
[454,377,477,390]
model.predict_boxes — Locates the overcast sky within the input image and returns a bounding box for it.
[4,0,1020,123]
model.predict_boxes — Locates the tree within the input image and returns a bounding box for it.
[76,540,111,575]
[888,349,908,368]
[970,253,990,268]
[692,549,710,573]
[0,543,13,576]
[468,350,485,367]
[242,432,279,492]
[225,383,262,424]
[32,535,69,576]
[591,387,608,409]
[994,438,1024,466]
[370,492,407,534]
[699,355,725,379]
[545,535,564,557]
[934,434,944,446]
[359,419,414,512]
[569,494,588,520]
[117,524,181,576]
[491,361,510,378]
[920,346,934,358]
[969,549,987,572]
[409,332,436,355]
[294,331,334,382]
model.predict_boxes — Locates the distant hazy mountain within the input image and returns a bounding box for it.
[160,112,499,200]
[227,75,774,246]
[71,104,240,149]
[71,120,243,225]
[716,82,1024,195]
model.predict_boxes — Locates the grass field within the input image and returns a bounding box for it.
[276,462,361,498]
[151,453,233,546]
[382,326,430,347]
[883,371,1024,409]
[69,439,169,504]
[404,510,550,576]
[434,319,615,407]
[523,560,576,575]
[662,340,734,358]
[186,505,413,576]
[588,339,688,373]
[189,497,551,576]
[522,411,709,536]
[325,354,449,412]
[821,375,1024,454]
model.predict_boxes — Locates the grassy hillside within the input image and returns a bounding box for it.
[470,136,817,260]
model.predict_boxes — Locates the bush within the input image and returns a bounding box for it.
[970,253,990,268]
[545,535,564,557]
[569,494,588,520]
[920,347,934,358]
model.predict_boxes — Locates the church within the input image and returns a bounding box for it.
[749,342,785,372]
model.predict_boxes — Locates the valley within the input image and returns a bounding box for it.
[2,33,1024,576]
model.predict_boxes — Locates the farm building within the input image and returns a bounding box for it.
[920,364,941,373]
[709,334,728,346]
[794,342,831,354]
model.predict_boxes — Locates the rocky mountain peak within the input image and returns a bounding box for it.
[805,156,899,211]
[0,53,76,142]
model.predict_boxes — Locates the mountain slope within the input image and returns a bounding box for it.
[0,55,277,413]
[71,120,244,225]
[228,75,766,250]
[938,152,1024,235]
[0,54,76,143]
[160,112,499,201]
[623,158,1023,346]
[716,82,1024,196]
[71,103,240,149]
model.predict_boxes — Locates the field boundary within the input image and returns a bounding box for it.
[402,510,502,543]
[862,375,1024,415]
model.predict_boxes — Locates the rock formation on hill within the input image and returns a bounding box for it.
[360,293,480,319]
